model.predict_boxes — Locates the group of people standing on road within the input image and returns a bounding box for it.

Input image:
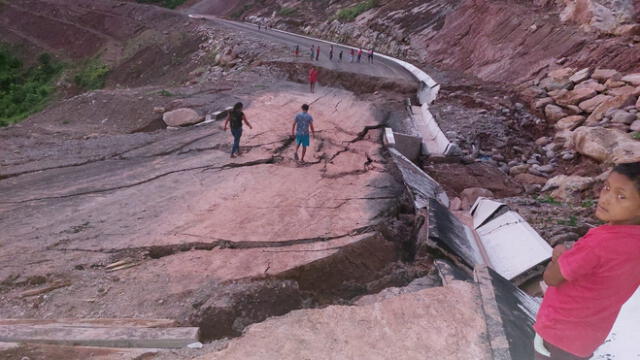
[224,102,315,165]
[305,44,375,64]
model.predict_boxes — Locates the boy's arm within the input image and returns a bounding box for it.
[310,122,315,137]
[544,244,568,286]
[291,119,297,137]
[223,113,230,131]
[243,114,253,129]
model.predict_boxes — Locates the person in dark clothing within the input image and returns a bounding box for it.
[223,102,253,158]
[315,46,320,61]
[338,50,343,62]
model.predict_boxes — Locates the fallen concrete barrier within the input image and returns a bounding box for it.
[471,198,552,282]
[0,320,199,349]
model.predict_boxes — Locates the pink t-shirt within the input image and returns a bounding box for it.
[534,225,640,357]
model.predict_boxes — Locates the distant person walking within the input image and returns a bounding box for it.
[338,50,343,62]
[310,45,315,61]
[291,104,315,164]
[329,45,334,61]
[368,48,374,64]
[315,45,320,61]
[295,44,300,57]
[258,24,261,31]
[350,48,355,63]
[357,48,363,63]
[224,102,253,158]
[308,67,319,93]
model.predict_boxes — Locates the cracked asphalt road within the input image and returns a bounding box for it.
[0,84,403,320]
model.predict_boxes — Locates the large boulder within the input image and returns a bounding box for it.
[539,77,572,91]
[569,68,592,83]
[555,88,597,106]
[607,85,637,97]
[579,94,612,113]
[515,173,548,185]
[534,97,555,109]
[572,126,640,163]
[460,187,494,210]
[575,79,606,92]
[162,108,203,127]
[555,115,586,131]
[611,110,636,124]
[545,104,569,122]
[542,174,596,201]
[585,94,636,125]
[621,73,640,86]
[559,0,634,33]
[591,68,621,82]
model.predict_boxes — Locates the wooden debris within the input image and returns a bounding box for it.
[106,262,141,273]
[20,281,71,298]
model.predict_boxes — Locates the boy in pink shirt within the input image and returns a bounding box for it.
[534,162,640,359]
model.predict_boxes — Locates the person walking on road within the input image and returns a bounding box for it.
[224,102,253,158]
[308,67,319,93]
[310,45,315,61]
[339,50,343,62]
[295,44,300,57]
[350,48,355,63]
[357,48,363,63]
[315,45,320,61]
[368,48,374,64]
[329,45,334,61]
[291,104,315,164]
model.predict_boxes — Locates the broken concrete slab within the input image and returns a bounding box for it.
[393,131,422,161]
[388,148,448,209]
[0,343,160,360]
[471,198,552,280]
[475,265,539,360]
[427,197,483,269]
[593,287,640,359]
[194,281,492,360]
[0,324,199,348]
[0,318,178,328]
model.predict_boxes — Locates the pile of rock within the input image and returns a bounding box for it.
[528,68,640,164]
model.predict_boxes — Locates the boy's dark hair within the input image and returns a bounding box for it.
[233,102,243,112]
[302,104,309,111]
[613,162,640,191]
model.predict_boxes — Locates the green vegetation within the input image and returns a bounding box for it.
[135,0,186,9]
[336,0,379,22]
[632,132,640,140]
[231,3,254,19]
[74,59,110,91]
[557,215,578,227]
[535,194,562,206]
[0,48,63,127]
[158,89,174,97]
[580,199,595,208]
[278,7,298,17]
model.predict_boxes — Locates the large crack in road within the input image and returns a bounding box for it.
[0,17,435,354]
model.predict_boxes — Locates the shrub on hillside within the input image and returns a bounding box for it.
[135,0,186,9]
[0,49,62,127]
[336,0,378,22]
[278,7,298,17]
[74,59,110,91]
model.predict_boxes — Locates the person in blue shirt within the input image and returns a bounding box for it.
[291,104,315,164]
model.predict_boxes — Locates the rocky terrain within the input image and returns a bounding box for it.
[1,0,640,358]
